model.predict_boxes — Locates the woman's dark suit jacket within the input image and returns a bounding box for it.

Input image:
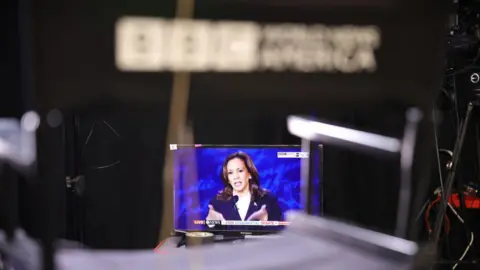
[207,191,284,231]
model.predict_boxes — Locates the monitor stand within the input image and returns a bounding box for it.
[176,233,246,248]
[213,234,246,243]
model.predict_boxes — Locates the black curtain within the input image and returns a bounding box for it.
[1,0,67,257]
[72,101,168,249]
[26,0,447,251]
[70,100,413,249]
[1,0,22,119]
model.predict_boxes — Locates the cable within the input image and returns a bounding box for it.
[81,123,96,155]
[439,149,454,158]
[425,197,439,233]
[446,55,476,268]
[433,111,446,195]
[102,120,122,138]
[431,112,452,235]
[424,112,449,236]
[425,196,451,235]
[92,160,121,170]
[415,199,430,222]
[81,119,122,170]
[432,98,474,268]
[447,203,475,270]
[425,190,476,269]
[452,75,461,135]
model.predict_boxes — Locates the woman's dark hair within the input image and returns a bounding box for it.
[217,151,267,201]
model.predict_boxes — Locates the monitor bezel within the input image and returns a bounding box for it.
[172,144,324,237]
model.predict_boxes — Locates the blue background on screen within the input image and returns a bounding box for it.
[174,146,320,231]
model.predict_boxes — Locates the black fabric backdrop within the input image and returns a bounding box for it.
[67,102,410,249]
[2,0,450,252]
[1,1,23,119]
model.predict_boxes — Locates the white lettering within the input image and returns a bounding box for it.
[211,22,261,71]
[169,20,211,71]
[115,17,381,73]
[115,17,167,71]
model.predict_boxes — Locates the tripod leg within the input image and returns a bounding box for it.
[431,102,475,245]
[395,108,423,239]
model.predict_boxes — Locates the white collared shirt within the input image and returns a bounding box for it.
[236,193,251,221]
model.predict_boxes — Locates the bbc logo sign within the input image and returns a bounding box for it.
[116,17,381,73]
[115,17,260,72]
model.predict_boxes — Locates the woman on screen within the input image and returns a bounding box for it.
[206,151,284,226]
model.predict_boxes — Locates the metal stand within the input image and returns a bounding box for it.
[64,113,85,243]
[301,141,324,216]
[288,108,423,239]
[396,109,423,238]
[301,139,315,215]
[431,102,476,245]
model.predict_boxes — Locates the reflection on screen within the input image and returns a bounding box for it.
[173,145,320,232]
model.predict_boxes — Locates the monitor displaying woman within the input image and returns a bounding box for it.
[173,145,322,233]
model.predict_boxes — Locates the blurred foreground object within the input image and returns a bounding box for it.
[0,112,39,170]
[288,109,422,240]
[56,212,418,270]
[0,112,39,241]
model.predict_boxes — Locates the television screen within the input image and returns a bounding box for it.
[173,145,322,233]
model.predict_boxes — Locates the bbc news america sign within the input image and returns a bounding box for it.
[115,17,381,73]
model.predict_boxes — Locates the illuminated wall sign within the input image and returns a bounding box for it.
[115,17,381,73]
